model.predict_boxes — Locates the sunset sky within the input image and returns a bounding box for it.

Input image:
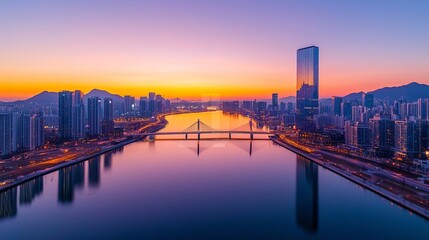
[1,0,429,101]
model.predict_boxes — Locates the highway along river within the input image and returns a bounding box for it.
[0,111,427,239]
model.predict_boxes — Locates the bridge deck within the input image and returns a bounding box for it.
[140,131,272,136]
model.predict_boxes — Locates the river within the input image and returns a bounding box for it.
[0,111,427,239]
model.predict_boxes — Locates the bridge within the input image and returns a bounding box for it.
[140,119,272,140]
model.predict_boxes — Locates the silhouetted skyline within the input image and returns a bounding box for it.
[1,0,429,101]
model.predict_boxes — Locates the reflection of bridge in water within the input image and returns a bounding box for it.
[140,119,273,140]
[179,139,262,156]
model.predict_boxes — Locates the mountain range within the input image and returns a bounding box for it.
[1,82,428,106]
[341,82,429,102]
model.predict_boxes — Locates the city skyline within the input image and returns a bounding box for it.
[1,0,429,101]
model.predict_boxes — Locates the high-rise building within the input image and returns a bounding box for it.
[362,93,374,109]
[272,93,279,110]
[58,91,73,139]
[103,98,114,122]
[352,106,364,123]
[72,90,85,139]
[345,121,371,148]
[256,101,267,115]
[417,119,429,155]
[418,98,428,120]
[148,92,156,116]
[148,92,155,101]
[156,95,164,113]
[332,97,342,115]
[139,97,149,117]
[17,114,44,151]
[88,97,102,137]
[407,103,418,119]
[0,113,13,157]
[124,95,135,114]
[34,113,44,148]
[369,116,395,156]
[242,101,253,111]
[296,46,319,131]
[341,102,352,120]
[394,120,419,159]
[102,98,114,135]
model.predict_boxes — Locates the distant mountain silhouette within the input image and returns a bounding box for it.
[342,82,429,102]
[83,89,124,103]
[1,89,125,106]
[2,82,428,106]
[12,91,58,105]
[260,96,296,104]
[279,96,296,103]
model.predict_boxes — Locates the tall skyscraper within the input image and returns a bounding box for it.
[72,90,85,139]
[332,97,342,115]
[272,93,279,110]
[418,98,428,120]
[0,113,13,156]
[148,92,156,116]
[139,97,148,117]
[102,98,114,135]
[88,97,102,137]
[362,93,374,109]
[59,91,73,139]
[395,120,419,158]
[124,95,135,114]
[342,102,353,120]
[296,46,319,131]
[34,113,44,149]
[17,114,44,151]
[103,98,114,122]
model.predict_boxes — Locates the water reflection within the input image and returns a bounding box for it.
[19,177,43,205]
[58,167,75,204]
[104,152,112,170]
[74,162,85,189]
[88,156,101,188]
[296,155,319,232]
[179,140,256,156]
[0,188,17,220]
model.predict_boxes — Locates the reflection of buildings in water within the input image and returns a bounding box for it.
[58,167,74,204]
[19,177,43,205]
[104,152,112,170]
[0,188,17,220]
[73,162,85,189]
[296,155,318,232]
[112,146,124,154]
[88,156,101,188]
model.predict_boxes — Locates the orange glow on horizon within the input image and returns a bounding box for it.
[1,71,427,102]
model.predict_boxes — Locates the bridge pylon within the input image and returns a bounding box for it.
[197,118,201,140]
[250,120,253,140]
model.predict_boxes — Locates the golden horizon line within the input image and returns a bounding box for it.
[0,81,425,102]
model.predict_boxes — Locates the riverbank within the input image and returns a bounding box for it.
[270,135,429,220]
[0,136,139,192]
[0,112,176,192]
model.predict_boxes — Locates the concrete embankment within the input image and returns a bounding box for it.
[270,136,429,220]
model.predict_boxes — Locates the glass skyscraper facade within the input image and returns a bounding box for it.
[59,91,73,139]
[296,46,319,131]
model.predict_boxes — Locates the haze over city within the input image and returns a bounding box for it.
[1,0,429,101]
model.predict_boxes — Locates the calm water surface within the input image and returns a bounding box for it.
[0,111,428,239]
